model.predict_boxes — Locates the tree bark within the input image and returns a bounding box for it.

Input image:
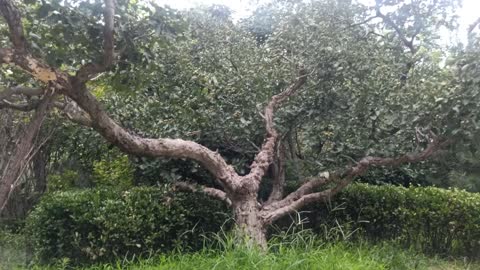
[0,90,54,213]
[233,194,267,249]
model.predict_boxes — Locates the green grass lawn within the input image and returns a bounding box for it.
[19,241,476,270]
[3,229,478,270]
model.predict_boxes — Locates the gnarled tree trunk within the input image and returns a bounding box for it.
[233,193,267,248]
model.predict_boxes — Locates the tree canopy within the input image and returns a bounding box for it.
[1,0,479,246]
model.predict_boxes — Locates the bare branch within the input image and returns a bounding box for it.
[65,81,241,191]
[245,69,307,184]
[53,100,93,127]
[0,86,43,101]
[0,0,27,51]
[262,138,450,224]
[468,17,480,34]
[375,7,416,54]
[265,142,286,204]
[0,89,55,213]
[344,15,378,29]
[75,0,115,82]
[103,0,115,67]
[263,171,335,212]
[263,187,335,224]
[0,99,39,111]
[174,182,232,206]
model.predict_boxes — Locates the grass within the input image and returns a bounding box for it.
[13,230,478,270]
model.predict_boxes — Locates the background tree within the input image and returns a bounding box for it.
[0,0,475,247]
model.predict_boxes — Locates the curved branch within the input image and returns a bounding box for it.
[53,100,93,127]
[75,0,115,82]
[174,182,232,206]
[0,86,43,101]
[263,171,335,212]
[468,17,480,34]
[375,7,416,54]
[0,99,40,111]
[0,0,27,51]
[0,89,55,213]
[245,69,307,183]
[265,142,286,204]
[262,138,450,224]
[66,81,241,191]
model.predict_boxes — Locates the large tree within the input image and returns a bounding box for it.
[0,0,472,247]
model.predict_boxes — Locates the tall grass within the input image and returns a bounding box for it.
[23,229,478,270]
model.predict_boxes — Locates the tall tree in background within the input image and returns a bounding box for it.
[0,0,476,247]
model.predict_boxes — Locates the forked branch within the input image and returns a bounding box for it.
[175,182,232,206]
[262,137,449,224]
[246,69,307,183]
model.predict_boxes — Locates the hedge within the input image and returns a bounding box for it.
[26,183,480,265]
[25,187,231,265]
[298,184,480,258]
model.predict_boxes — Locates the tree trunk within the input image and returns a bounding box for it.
[0,90,54,213]
[233,195,267,249]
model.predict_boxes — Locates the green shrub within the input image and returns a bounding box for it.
[25,187,231,265]
[47,169,79,191]
[0,226,26,269]
[297,183,480,258]
[92,154,134,189]
[27,183,480,265]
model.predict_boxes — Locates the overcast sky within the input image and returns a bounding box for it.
[155,0,478,44]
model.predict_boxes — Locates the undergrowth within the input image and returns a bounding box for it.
[20,229,478,270]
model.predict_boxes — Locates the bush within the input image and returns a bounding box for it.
[0,226,26,269]
[297,183,480,258]
[27,183,480,265]
[26,186,231,265]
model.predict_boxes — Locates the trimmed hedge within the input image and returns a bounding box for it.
[26,183,480,265]
[25,187,231,265]
[301,184,480,258]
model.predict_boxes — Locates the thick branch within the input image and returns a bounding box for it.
[75,0,115,82]
[53,100,93,127]
[0,89,54,213]
[103,0,115,67]
[265,142,286,204]
[376,7,416,54]
[0,86,43,101]
[262,138,449,224]
[174,182,232,206]
[468,17,480,34]
[0,48,59,83]
[245,69,307,183]
[0,0,27,51]
[0,99,39,111]
[66,80,240,191]
[263,171,335,212]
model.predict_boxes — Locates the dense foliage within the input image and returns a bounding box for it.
[24,0,479,192]
[27,183,480,265]
[26,187,230,265]
[296,183,480,258]
[1,0,480,266]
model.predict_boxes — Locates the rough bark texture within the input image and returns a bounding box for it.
[233,195,267,248]
[0,90,54,212]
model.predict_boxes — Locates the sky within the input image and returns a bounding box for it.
[155,0,479,43]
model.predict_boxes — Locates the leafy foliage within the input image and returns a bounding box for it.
[26,187,231,265]
[291,183,480,258]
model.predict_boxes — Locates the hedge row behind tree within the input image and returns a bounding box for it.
[294,184,480,259]
[26,183,480,265]
[26,187,231,265]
